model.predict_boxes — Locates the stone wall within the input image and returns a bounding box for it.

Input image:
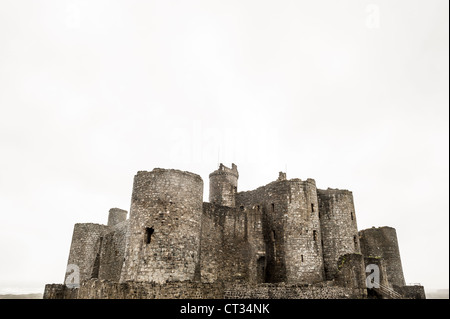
[363,256,390,288]
[333,254,367,293]
[200,202,265,284]
[107,208,127,227]
[359,227,406,288]
[395,285,426,299]
[43,284,78,299]
[98,220,128,282]
[120,169,204,284]
[44,279,367,299]
[65,223,109,283]
[318,189,361,280]
[235,177,325,284]
[284,179,324,284]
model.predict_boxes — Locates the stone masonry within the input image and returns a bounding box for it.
[45,164,425,299]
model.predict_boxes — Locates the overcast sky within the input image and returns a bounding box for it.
[0,0,448,293]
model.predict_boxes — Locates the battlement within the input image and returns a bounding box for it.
[209,163,239,178]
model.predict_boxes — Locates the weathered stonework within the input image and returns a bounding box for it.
[359,227,406,288]
[45,164,424,299]
[44,279,367,299]
[107,208,127,227]
[209,163,238,207]
[318,189,361,280]
[65,223,109,283]
[120,169,204,284]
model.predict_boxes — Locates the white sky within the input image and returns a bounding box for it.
[0,0,448,293]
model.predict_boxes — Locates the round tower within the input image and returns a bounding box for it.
[209,163,239,207]
[359,226,406,288]
[107,208,127,227]
[317,188,361,281]
[120,168,203,284]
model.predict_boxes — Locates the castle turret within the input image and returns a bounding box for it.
[284,178,325,283]
[120,168,204,284]
[359,226,406,288]
[107,208,127,227]
[65,223,109,284]
[318,188,361,281]
[209,163,239,207]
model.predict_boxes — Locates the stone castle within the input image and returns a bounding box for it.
[44,164,425,299]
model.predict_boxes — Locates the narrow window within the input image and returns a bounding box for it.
[311,203,315,212]
[313,230,317,241]
[351,212,354,220]
[240,205,244,211]
[257,205,260,211]
[145,227,154,244]
[353,235,358,248]
[301,255,304,262]
[271,203,275,212]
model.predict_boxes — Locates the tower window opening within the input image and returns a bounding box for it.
[301,255,304,262]
[353,235,358,248]
[313,230,317,241]
[311,203,315,212]
[145,227,154,244]
[271,203,275,212]
[240,205,244,211]
[351,212,354,220]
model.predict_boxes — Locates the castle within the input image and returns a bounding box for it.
[44,164,425,299]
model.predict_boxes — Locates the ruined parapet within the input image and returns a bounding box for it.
[43,284,78,299]
[359,226,406,288]
[107,208,127,227]
[209,163,239,207]
[318,188,361,281]
[65,223,109,284]
[98,220,128,281]
[277,172,286,181]
[120,168,204,284]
